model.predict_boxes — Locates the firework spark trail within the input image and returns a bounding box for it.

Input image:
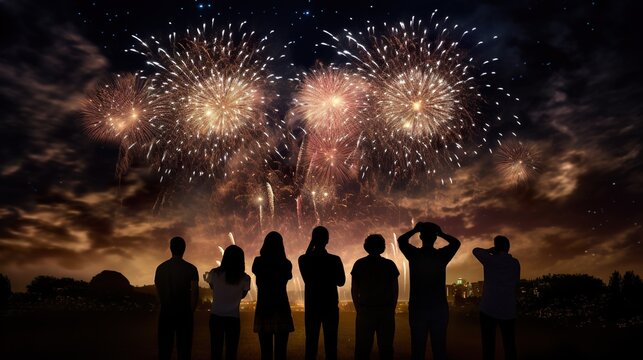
[266,182,275,219]
[402,261,409,298]
[323,14,521,182]
[494,141,540,185]
[294,134,306,183]
[296,195,303,229]
[228,232,235,245]
[130,21,281,181]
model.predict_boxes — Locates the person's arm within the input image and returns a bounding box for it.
[205,270,213,289]
[336,257,346,287]
[298,255,309,283]
[351,271,360,311]
[472,247,494,264]
[398,223,422,258]
[241,275,250,299]
[438,230,461,260]
[154,267,161,300]
[285,261,293,281]
[392,274,399,309]
[190,279,199,313]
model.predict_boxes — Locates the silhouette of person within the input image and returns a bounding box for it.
[205,245,251,360]
[253,231,295,360]
[473,235,520,360]
[299,226,346,360]
[351,234,399,360]
[155,236,199,360]
[398,222,460,360]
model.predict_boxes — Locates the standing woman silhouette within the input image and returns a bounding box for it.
[252,232,295,360]
[205,245,251,360]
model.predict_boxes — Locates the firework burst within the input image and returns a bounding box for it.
[494,141,539,185]
[290,66,369,136]
[324,13,521,182]
[82,72,163,146]
[130,21,280,181]
[302,133,361,186]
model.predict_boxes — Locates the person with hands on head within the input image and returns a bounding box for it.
[397,222,461,360]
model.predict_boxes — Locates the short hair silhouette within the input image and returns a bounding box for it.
[260,231,287,259]
[364,234,386,255]
[220,245,245,284]
[170,236,186,256]
[418,222,441,245]
[312,226,329,246]
[494,235,510,252]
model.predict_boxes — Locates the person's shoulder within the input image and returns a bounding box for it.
[330,253,343,262]
[352,256,368,269]
[156,259,171,271]
[243,273,251,282]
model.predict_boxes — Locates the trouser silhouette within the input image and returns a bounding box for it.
[210,314,240,360]
[354,307,395,360]
[258,332,289,360]
[480,311,517,360]
[158,311,193,360]
[409,305,448,360]
[305,306,339,360]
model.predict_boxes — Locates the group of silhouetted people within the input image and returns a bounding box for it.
[155,222,521,360]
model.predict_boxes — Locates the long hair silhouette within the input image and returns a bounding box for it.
[218,245,245,284]
[260,231,287,260]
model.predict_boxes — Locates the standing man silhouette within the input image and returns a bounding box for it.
[473,235,520,360]
[398,222,460,360]
[155,236,199,360]
[299,226,346,360]
[351,234,399,360]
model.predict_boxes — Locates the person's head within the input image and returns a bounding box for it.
[494,235,510,253]
[220,245,245,284]
[311,226,329,249]
[260,231,287,260]
[418,222,441,247]
[170,236,186,257]
[364,234,386,256]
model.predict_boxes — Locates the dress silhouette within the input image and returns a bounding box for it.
[299,226,346,360]
[473,235,521,360]
[155,236,199,360]
[351,234,399,360]
[253,231,295,360]
[398,222,460,360]
[206,245,251,360]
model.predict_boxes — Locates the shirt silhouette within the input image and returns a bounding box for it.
[299,226,345,360]
[351,234,399,360]
[473,235,520,360]
[473,248,520,319]
[155,237,199,360]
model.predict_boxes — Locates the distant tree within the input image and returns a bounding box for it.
[622,271,642,298]
[0,273,11,308]
[90,270,132,297]
[535,274,605,303]
[608,271,622,295]
[26,276,89,297]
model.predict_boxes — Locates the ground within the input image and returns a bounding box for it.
[0,310,639,359]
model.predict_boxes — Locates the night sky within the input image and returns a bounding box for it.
[0,0,641,295]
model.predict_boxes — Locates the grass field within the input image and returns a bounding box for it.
[0,310,640,359]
